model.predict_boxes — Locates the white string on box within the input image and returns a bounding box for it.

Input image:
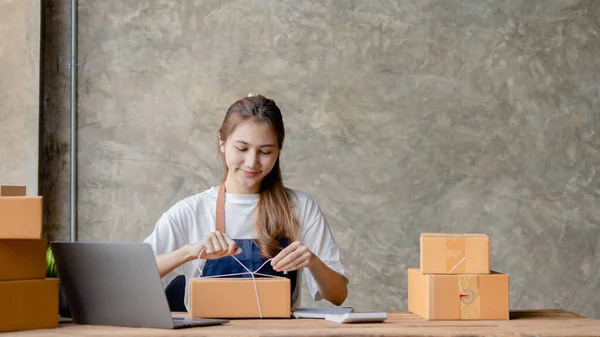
[447,257,467,273]
[196,248,287,318]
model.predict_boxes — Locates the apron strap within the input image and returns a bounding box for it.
[216,183,226,233]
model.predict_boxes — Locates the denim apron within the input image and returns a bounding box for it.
[201,184,297,302]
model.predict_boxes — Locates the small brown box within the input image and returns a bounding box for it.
[0,197,43,239]
[420,233,490,274]
[0,186,26,196]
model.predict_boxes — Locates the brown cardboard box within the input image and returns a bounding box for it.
[420,233,490,274]
[0,278,59,332]
[0,197,42,239]
[190,278,290,318]
[0,239,46,281]
[408,268,509,320]
[0,185,26,196]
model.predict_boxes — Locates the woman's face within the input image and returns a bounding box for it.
[220,121,279,194]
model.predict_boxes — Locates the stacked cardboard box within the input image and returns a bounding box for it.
[0,186,58,332]
[408,233,510,320]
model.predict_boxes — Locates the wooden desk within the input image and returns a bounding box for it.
[4,310,600,336]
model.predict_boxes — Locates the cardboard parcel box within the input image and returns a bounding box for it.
[0,185,26,196]
[190,278,290,318]
[0,197,43,239]
[0,239,46,281]
[0,278,59,332]
[420,233,490,274]
[408,268,509,320]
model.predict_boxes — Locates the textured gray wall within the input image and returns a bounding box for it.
[0,0,40,195]
[41,1,600,318]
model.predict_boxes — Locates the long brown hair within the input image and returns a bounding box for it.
[218,95,300,258]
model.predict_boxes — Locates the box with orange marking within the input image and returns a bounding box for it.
[408,268,509,320]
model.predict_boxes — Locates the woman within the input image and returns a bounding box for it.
[144,94,348,311]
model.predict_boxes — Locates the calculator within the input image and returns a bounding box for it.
[324,312,388,324]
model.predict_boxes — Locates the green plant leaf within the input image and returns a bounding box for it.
[46,246,59,278]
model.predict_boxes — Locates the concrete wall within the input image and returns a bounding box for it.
[41,1,600,317]
[0,0,40,195]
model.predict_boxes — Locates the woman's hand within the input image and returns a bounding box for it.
[271,240,348,305]
[187,231,242,260]
[270,241,316,273]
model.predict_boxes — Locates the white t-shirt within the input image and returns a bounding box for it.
[143,186,349,311]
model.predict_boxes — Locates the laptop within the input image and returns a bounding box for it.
[51,241,229,329]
